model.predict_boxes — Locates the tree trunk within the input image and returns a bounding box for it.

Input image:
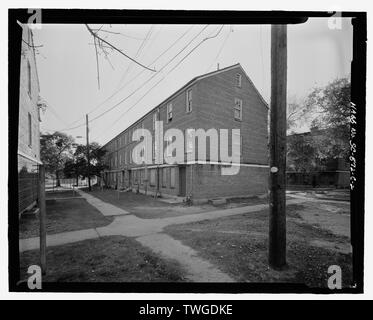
[56,170,61,187]
[76,175,79,186]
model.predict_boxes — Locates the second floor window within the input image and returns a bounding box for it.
[167,103,173,123]
[153,112,158,130]
[28,112,32,147]
[236,73,242,88]
[234,98,243,121]
[186,89,192,113]
[27,61,31,97]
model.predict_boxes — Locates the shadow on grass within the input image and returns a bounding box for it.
[20,236,186,282]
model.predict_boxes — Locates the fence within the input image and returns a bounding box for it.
[45,177,97,191]
[18,154,39,214]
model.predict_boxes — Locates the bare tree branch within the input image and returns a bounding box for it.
[85,24,156,73]
[93,37,100,90]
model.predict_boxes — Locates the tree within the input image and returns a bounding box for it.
[63,142,107,185]
[304,77,350,160]
[287,95,306,131]
[287,133,316,172]
[40,131,74,186]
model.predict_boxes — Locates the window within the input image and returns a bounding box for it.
[28,112,32,146]
[150,169,156,186]
[234,98,242,121]
[167,103,173,122]
[166,136,173,157]
[236,73,242,87]
[186,89,192,113]
[27,61,31,97]
[162,168,167,188]
[185,129,194,154]
[170,167,176,188]
[140,170,143,185]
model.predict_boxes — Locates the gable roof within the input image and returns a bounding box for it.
[103,63,268,148]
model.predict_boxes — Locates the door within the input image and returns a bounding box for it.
[128,170,132,188]
[179,166,186,197]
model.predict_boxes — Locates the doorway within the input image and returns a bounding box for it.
[179,166,186,197]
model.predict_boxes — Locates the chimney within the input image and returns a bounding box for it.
[217,63,220,70]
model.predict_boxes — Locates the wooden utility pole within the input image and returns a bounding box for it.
[86,114,91,191]
[268,24,287,269]
[38,164,47,274]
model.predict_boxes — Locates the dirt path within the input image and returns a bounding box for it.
[137,234,234,282]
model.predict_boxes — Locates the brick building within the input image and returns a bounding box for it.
[102,63,269,202]
[17,25,43,214]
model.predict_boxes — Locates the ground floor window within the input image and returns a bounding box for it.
[170,167,176,188]
[150,169,156,186]
[162,168,167,188]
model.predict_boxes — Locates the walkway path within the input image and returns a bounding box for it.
[19,191,305,282]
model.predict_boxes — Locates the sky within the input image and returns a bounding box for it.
[33,18,353,145]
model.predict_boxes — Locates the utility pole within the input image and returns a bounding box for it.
[86,114,91,191]
[38,164,47,274]
[268,24,287,269]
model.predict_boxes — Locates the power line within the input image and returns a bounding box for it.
[94,25,224,143]
[55,25,208,134]
[205,26,231,72]
[57,26,196,133]
[85,24,156,73]
[115,25,154,90]
[87,25,195,117]
[87,25,209,124]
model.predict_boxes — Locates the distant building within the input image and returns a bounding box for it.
[17,25,43,214]
[287,128,349,188]
[102,64,269,202]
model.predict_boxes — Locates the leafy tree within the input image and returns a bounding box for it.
[304,77,350,160]
[287,133,316,172]
[63,142,107,186]
[287,95,306,131]
[40,131,74,186]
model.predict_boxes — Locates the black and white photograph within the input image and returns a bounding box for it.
[4,4,368,301]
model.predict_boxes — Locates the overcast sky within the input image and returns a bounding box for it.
[33,18,352,145]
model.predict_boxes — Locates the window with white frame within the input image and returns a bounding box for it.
[186,89,192,113]
[167,103,173,122]
[234,98,242,121]
[236,73,242,88]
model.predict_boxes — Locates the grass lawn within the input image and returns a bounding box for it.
[46,190,81,199]
[83,186,271,219]
[83,187,216,219]
[164,203,353,288]
[20,236,185,282]
[19,194,114,239]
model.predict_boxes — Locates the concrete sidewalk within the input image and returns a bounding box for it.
[19,190,305,281]
[77,189,130,216]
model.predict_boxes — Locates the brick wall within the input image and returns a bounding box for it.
[195,66,268,165]
[191,164,268,199]
[17,26,41,213]
[102,64,269,200]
